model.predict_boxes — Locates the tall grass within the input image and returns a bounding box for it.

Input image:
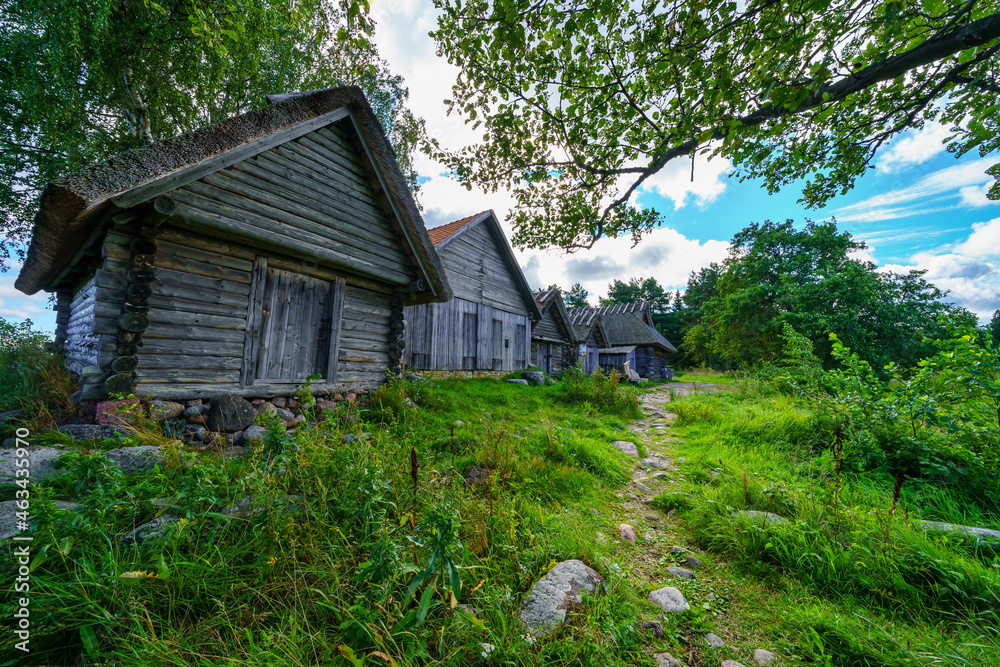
[0,317,76,430]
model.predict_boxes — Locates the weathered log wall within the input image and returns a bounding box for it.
[403,297,531,372]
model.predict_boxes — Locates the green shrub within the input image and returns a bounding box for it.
[556,366,640,418]
[0,317,76,431]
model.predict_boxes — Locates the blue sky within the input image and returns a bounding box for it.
[2,2,997,334]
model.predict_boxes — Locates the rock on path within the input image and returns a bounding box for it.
[611,440,639,457]
[104,446,164,474]
[648,586,689,613]
[753,649,777,665]
[519,559,604,632]
[0,448,63,484]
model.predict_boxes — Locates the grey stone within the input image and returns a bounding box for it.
[1,438,14,448]
[524,371,545,386]
[518,559,604,632]
[619,524,636,542]
[272,397,287,408]
[0,447,64,484]
[183,424,207,437]
[648,586,689,613]
[722,662,748,667]
[0,409,25,426]
[642,457,659,468]
[404,374,427,383]
[0,500,79,539]
[589,508,602,515]
[186,414,208,426]
[243,425,267,444]
[506,379,529,385]
[611,440,639,457]
[182,404,209,418]
[654,653,685,667]
[184,399,203,407]
[104,446,164,474]
[918,520,1000,540]
[276,407,295,421]
[636,483,651,493]
[58,424,128,441]
[753,649,777,666]
[224,431,244,446]
[453,420,465,427]
[341,433,357,444]
[704,632,725,648]
[641,620,664,638]
[666,566,696,580]
[684,555,703,569]
[738,510,788,525]
[206,395,257,433]
[149,401,184,421]
[483,412,491,418]
[121,515,178,545]
[653,472,668,478]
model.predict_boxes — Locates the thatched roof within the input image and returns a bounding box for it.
[532,287,582,344]
[567,301,677,353]
[16,86,451,305]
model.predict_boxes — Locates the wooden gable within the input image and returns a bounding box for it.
[434,212,541,319]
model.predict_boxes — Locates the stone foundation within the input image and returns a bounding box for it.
[409,369,510,381]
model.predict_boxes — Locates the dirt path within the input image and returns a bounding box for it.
[600,382,763,667]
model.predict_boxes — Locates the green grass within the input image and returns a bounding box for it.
[0,376,676,667]
[649,374,1000,666]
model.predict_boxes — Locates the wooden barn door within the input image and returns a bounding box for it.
[242,259,345,386]
[491,318,503,370]
[514,323,526,369]
[462,309,478,370]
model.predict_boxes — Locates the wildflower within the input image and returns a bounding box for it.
[267,556,278,566]
[479,643,496,658]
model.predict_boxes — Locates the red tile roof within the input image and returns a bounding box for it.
[427,211,491,245]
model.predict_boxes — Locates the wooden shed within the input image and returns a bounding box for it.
[15,87,451,400]
[530,288,582,374]
[402,211,541,371]
[566,307,611,375]
[568,302,677,378]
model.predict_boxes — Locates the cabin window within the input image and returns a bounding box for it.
[462,311,478,370]
[491,318,503,370]
[242,259,345,385]
[514,323,526,368]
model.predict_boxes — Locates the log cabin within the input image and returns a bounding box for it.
[402,211,542,371]
[568,302,677,378]
[567,307,612,375]
[15,87,451,400]
[530,288,582,374]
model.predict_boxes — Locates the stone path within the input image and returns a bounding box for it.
[609,382,777,667]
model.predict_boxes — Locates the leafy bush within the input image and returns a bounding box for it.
[0,317,75,429]
[556,366,640,417]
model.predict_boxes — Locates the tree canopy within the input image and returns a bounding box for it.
[432,0,1000,250]
[1,0,422,270]
[562,282,591,309]
[694,219,970,369]
[600,276,671,312]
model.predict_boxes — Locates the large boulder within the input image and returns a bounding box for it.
[95,398,142,425]
[148,401,184,421]
[519,559,604,632]
[0,448,64,484]
[206,395,258,433]
[103,446,164,474]
[611,440,639,457]
[917,520,1000,541]
[524,371,545,386]
[0,409,24,426]
[0,500,79,539]
[737,510,788,525]
[648,587,689,613]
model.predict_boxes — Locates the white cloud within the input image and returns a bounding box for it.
[640,152,732,210]
[832,158,998,223]
[959,181,993,208]
[519,226,730,299]
[0,269,54,332]
[881,217,1000,321]
[877,121,952,174]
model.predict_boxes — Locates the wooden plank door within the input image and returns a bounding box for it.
[462,309,478,370]
[242,262,344,385]
[491,318,503,370]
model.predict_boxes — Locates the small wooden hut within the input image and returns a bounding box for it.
[402,211,541,371]
[530,288,581,374]
[568,302,677,378]
[566,306,611,375]
[15,87,451,400]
